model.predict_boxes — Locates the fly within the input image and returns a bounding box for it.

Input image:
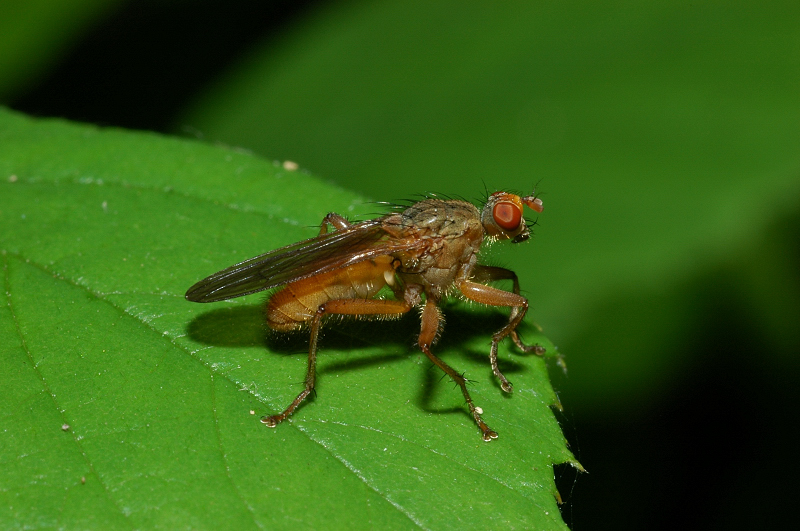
[185,191,546,441]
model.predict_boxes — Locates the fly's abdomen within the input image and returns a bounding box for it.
[266,256,396,331]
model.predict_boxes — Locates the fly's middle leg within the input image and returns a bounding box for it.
[418,299,499,442]
[261,298,411,427]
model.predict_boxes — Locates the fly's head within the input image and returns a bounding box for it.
[481,191,543,243]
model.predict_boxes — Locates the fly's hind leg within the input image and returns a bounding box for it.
[418,299,498,442]
[460,266,545,393]
[261,298,411,427]
[260,305,325,427]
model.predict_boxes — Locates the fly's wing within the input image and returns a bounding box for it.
[185,220,424,303]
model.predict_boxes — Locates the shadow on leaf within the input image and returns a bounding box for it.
[186,299,548,401]
[186,304,267,348]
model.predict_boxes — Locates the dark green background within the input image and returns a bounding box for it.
[3,0,799,528]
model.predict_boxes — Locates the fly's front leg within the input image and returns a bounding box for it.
[469,266,546,353]
[418,299,498,441]
[459,269,545,393]
[261,298,411,427]
[318,213,351,235]
[469,266,545,353]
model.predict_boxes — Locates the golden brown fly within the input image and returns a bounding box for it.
[186,191,546,441]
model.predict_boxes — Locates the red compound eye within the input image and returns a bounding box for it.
[493,202,521,231]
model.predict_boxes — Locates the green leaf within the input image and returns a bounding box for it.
[0,108,577,529]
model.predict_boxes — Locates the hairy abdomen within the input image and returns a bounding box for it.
[266,256,396,331]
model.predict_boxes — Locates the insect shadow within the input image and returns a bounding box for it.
[186,300,534,415]
[186,303,268,348]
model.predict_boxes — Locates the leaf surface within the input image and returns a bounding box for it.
[0,108,576,529]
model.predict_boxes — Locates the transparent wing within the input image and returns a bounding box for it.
[185,219,423,303]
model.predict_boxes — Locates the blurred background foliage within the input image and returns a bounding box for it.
[3,0,799,528]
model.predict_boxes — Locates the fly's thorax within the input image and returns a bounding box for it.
[396,199,482,238]
[386,199,484,298]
